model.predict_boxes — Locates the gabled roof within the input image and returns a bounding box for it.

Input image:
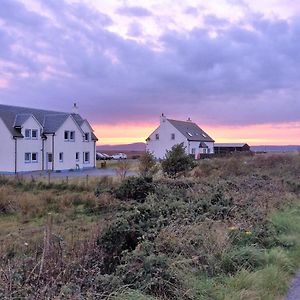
[167,119,214,142]
[0,104,98,140]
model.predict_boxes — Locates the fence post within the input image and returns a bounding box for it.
[48,172,50,185]
[86,174,89,187]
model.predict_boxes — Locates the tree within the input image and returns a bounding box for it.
[161,143,195,176]
[138,151,157,177]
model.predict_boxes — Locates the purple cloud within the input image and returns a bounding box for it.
[116,6,152,17]
[0,0,299,128]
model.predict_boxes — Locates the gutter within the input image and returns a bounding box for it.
[52,134,55,171]
[14,137,17,174]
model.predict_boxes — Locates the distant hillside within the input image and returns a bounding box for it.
[97,142,146,152]
[251,145,300,152]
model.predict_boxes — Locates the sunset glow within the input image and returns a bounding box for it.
[94,121,300,146]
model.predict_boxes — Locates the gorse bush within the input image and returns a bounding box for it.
[114,176,155,202]
[138,151,157,177]
[161,143,195,176]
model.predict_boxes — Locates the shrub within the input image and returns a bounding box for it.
[161,143,195,176]
[114,177,155,202]
[138,151,157,177]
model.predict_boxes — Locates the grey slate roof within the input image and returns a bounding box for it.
[0,104,98,140]
[167,119,214,142]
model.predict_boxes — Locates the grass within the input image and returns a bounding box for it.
[1,153,300,299]
[191,203,300,300]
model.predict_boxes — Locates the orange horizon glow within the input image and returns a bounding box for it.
[93,122,300,146]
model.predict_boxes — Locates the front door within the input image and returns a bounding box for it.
[46,153,53,171]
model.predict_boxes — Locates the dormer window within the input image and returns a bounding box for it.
[25,129,31,139]
[85,133,90,141]
[32,130,38,139]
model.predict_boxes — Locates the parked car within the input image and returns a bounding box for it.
[102,153,113,160]
[96,152,106,160]
[112,153,127,160]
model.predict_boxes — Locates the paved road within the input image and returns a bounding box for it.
[285,271,300,300]
[23,168,137,178]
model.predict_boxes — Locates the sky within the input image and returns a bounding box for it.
[0,0,299,145]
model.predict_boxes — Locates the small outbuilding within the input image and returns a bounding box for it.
[214,143,251,155]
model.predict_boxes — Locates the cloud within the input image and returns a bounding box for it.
[0,0,299,128]
[116,6,152,17]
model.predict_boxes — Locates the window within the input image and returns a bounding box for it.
[31,130,38,139]
[48,153,53,163]
[70,131,75,141]
[64,131,69,140]
[203,149,207,154]
[191,148,196,155]
[76,152,79,161]
[155,133,159,140]
[171,133,175,140]
[25,152,31,163]
[187,132,193,137]
[25,129,31,139]
[31,153,38,162]
[84,152,90,163]
[59,152,63,162]
[207,148,210,154]
[84,132,90,141]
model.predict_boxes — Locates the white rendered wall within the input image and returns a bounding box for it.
[0,118,15,172]
[146,119,186,159]
[16,117,43,172]
[81,121,96,168]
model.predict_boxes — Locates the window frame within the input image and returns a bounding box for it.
[84,132,90,142]
[70,131,75,141]
[76,152,80,161]
[31,129,38,140]
[64,130,69,141]
[24,129,31,139]
[59,152,64,162]
[31,152,38,163]
[25,152,31,163]
[83,152,90,164]
[191,148,196,155]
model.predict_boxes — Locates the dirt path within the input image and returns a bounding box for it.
[285,271,300,300]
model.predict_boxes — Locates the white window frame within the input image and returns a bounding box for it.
[25,129,31,139]
[70,131,75,141]
[83,152,90,164]
[31,152,38,163]
[25,152,31,163]
[64,130,69,141]
[76,152,80,161]
[84,132,90,142]
[59,152,64,162]
[31,129,38,140]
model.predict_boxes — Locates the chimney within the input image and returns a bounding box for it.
[160,113,167,124]
[72,102,78,114]
[187,117,192,122]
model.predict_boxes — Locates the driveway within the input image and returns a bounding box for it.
[23,168,137,178]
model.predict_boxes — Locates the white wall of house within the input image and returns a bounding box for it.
[146,118,186,159]
[146,117,215,159]
[16,116,43,172]
[81,121,96,169]
[187,141,214,158]
[0,118,15,173]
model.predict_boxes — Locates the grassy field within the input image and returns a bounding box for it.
[0,153,300,299]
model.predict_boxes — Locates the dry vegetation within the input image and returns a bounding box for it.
[0,152,300,299]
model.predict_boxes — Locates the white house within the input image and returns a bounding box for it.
[0,103,98,173]
[146,114,215,159]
